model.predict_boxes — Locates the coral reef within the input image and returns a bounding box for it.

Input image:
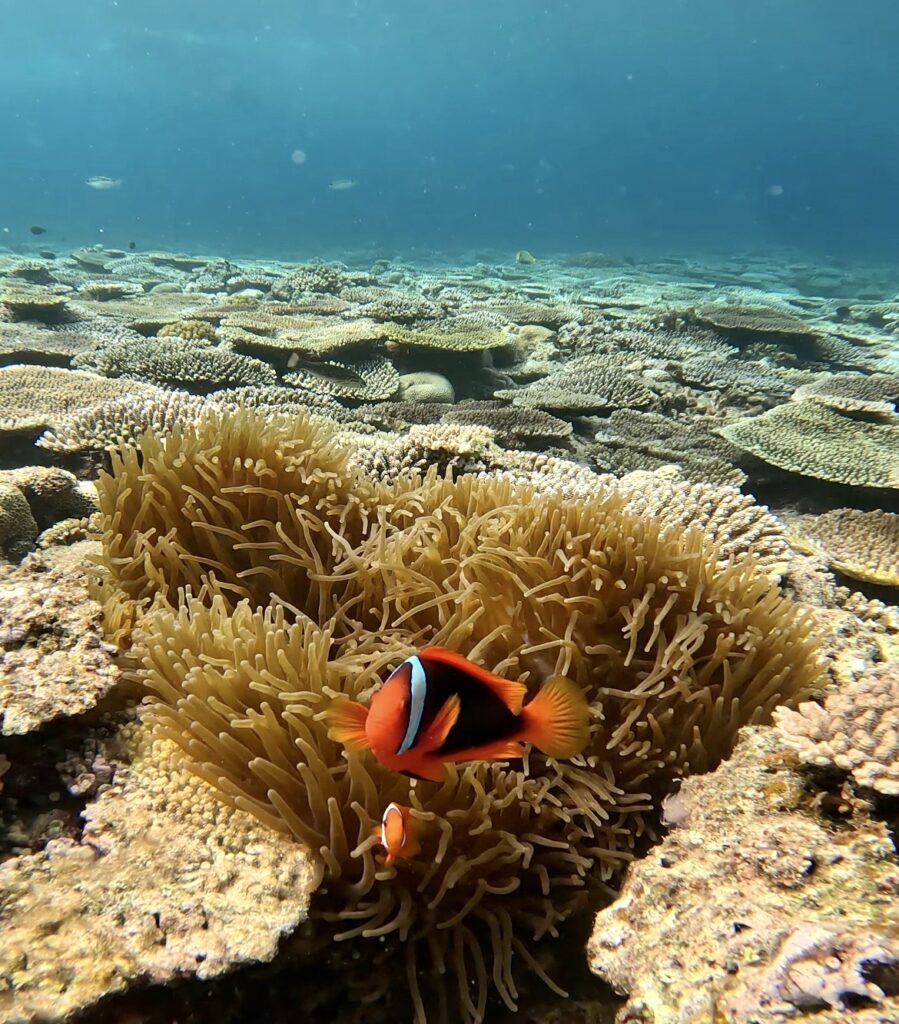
[0,723,314,1021]
[497,356,655,412]
[284,354,400,400]
[593,409,746,487]
[613,467,791,579]
[92,406,822,1021]
[719,401,899,487]
[788,508,899,586]
[589,726,899,1022]
[775,657,899,795]
[0,544,119,733]
[791,371,899,417]
[74,337,278,391]
[0,365,159,434]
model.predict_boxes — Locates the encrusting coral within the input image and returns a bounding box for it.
[92,406,823,1022]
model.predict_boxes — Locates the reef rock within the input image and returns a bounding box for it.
[0,725,315,1022]
[0,543,119,734]
[588,727,899,1023]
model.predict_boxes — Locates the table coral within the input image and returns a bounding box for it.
[791,371,899,417]
[718,401,899,487]
[788,508,899,586]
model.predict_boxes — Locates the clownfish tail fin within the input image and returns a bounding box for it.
[520,677,590,759]
[326,699,371,749]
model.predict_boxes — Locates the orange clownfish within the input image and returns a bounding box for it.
[374,802,422,866]
[326,646,590,782]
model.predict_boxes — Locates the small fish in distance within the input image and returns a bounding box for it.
[326,647,590,782]
[86,176,123,190]
[29,225,47,235]
[375,802,422,866]
[328,178,357,191]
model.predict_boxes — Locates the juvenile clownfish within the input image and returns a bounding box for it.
[326,647,590,782]
[374,802,421,866]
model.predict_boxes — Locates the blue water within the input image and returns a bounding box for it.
[2,0,898,262]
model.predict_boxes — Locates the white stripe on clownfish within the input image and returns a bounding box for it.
[396,655,427,755]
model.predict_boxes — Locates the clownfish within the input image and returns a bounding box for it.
[374,802,421,866]
[326,647,590,782]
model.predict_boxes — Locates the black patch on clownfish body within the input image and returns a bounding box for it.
[407,653,523,757]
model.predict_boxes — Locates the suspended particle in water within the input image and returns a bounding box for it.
[291,149,307,165]
[766,184,784,197]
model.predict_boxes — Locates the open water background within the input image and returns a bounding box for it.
[1,0,898,262]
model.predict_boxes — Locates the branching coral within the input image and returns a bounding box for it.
[94,407,823,1022]
[775,660,899,795]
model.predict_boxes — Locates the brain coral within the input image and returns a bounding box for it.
[94,407,822,1022]
[718,401,899,488]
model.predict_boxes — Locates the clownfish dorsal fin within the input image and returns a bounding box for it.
[325,698,371,750]
[418,693,461,752]
[419,647,527,714]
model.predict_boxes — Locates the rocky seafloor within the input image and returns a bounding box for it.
[0,243,897,1024]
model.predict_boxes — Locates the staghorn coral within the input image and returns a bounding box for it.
[78,281,140,302]
[0,365,160,434]
[791,372,899,418]
[94,406,823,1022]
[718,401,899,488]
[441,402,573,448]
[787,508,899,587]
[38,386,349,454]
[675,356,793,397]
[0,320,97,363]
[496,356,655,412]
[347,422,500,480]
[357,294,441,322]
[157,318,218,342]
[774,660,899,795]
[486,301,578,328]
[37,390,215,453]
[284,354,400,401]
[74,337,277,391]
[270,264,353,299]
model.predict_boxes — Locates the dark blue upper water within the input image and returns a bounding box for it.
[2,0,898,262]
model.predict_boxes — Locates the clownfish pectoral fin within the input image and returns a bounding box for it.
[325,699,371,750]
[519,676,590,759]
[417,694,461,753]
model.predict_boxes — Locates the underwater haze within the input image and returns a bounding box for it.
[1,0,898,261]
